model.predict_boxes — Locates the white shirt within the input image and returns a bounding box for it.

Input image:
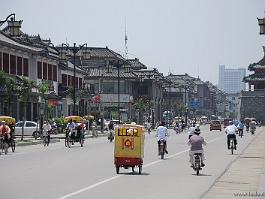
[188,126,196,136]
[225,125,237,135]
[156,126,168,141]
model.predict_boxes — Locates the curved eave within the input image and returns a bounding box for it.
[244,76,265,82]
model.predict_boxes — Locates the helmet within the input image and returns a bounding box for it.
[194,128,200,134]
[196,124,200,128]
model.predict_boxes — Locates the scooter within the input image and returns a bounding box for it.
[174,126,180,134]
[158,140,166,159]
[250,127,255,135]
[193,153,203,175]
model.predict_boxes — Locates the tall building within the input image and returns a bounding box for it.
[218,65,246,94]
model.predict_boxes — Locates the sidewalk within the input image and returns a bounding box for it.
[202,128,265,199]
[15,131,109,147]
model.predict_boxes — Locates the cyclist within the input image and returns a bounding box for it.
[225,121,238,150]
[0,121,11,140]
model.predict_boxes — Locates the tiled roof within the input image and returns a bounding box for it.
[248,47,265,70]
[133,68,164,80]
[244,73,265,82]
[127,58,147,70]
[0,31,43,52]
[85,67,137,79]
[167,74,195,86]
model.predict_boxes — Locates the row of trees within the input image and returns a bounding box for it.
[0,71,49,140]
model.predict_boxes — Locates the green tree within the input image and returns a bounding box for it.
[17,77,36,141]
[0,71,18,115]
[37,80,49,120]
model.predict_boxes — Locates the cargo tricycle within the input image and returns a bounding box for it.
[114,124,145,174]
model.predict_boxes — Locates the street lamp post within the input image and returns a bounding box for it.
[117,64,121,124]
[60,43,87,115]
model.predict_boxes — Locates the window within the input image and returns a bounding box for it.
[23,58,28,76]
[25,122,36,127]
[68,75,71,86]
[0,52,2,70]
[62,74,67,86]
[71,76,75,86]
[10,54,16,74]
[43,62,47,79]
[103,81,114,94]
[48,64,52,80]
[53,65,57,81]
[37,61,42,79]
[17,56,22,75]
[79,78,82,89]
[75,77,78,87]
[15,122,24,127]
[3,53,9,73]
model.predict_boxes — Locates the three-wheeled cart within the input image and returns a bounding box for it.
[114,124,145,174]
[64,116,85,148]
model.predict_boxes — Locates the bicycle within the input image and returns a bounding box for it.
[0,135,8,155]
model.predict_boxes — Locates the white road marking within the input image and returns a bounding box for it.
[57,136,223,199]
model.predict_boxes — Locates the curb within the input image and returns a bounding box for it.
[16,139,60,146]
[15,133,109,147]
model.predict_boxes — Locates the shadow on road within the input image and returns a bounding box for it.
[119,172,150,176]
[191,173,212,177]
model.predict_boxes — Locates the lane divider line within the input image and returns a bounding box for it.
[57,136,223,199]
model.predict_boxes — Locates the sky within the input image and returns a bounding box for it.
[1,0,265,85]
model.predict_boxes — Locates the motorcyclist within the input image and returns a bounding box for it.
[146,121,151,134]
[108,121,114,140]
[174,121,180,134]
[237,121,244,136]
[0,121,11,140]
[156,121,168,155]
[250,120,256,134]
[188,123,196,139]
[42,121,51,144]
[188,128,206,167]
[225,121,238,150]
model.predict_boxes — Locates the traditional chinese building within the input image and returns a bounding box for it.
[240,46,265,122]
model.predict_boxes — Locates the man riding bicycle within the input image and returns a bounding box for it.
[0,121,11,140]
[225,121,238,150]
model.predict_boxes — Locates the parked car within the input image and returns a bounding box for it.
[210,120,222,131]
[15,121,41,138]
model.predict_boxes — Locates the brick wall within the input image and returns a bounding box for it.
[240,91,265,123]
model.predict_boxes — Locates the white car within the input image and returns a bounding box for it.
[15,121,41,137]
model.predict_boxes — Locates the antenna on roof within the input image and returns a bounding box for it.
[124,18,128,59]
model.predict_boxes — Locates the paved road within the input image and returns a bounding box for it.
[0,125,259,199]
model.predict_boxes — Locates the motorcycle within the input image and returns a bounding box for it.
[108,129,114,142]
[192,153,203,175]
[158,140,166,159]
[174,126,180,134]
[250,127,255,135]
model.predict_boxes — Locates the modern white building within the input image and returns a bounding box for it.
[218,65,246,94]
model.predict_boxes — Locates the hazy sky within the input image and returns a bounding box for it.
[1,0,265,84]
